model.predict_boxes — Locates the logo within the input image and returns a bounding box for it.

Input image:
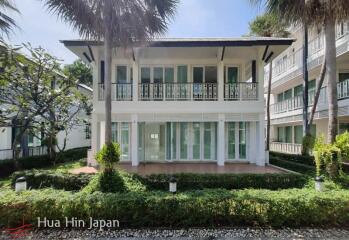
[3,224,33,239]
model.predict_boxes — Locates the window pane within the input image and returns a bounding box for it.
[294,85,303,96]
[309,79,316,90]
[239,122,247,159]
[166,122,177,160]
[277,127,285,142]
[294,126,303,144]
[277,93,284,102]
[154,67,163,83]
[193,123,201,159]
[112,122,118,142]
[284,89,292,100]
[204,122,216,160]
[227,67,238,83]
[205,66,217,83]
[116,66,127,83]
[177,66,187,83]
[285,126,292,143]
[180,122,188,159]
[121,123,129,161]
[228,122,235,159]
[339,73,349,82]
[193,67,203,83]
[165,67,174,83]
[141,67,150,83]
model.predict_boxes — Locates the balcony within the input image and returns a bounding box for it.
[98,83,133,101]
[271,79,349,115]
[98,82,258,101]
[270,142,302,155]
[138,83,217,101]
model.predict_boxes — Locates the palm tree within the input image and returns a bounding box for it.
[253,0,349,143]
[0,0,19,38]
[248,13,289,151]
[43,0,178,158]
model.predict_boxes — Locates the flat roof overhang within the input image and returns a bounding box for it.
[61,37,295,64]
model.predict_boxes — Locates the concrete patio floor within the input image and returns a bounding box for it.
[70,163,285,175]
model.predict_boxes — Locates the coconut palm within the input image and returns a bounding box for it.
[43,0,178,152]
[0,0,19,38]
[248,13,289,151]
[253,0,349,143]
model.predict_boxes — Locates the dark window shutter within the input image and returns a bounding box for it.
[252,60,256,83]
[100,60,105,84]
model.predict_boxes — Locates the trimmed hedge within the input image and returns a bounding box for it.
[143,173,308,190]
[11,170,308,191]
[11,170,92,191]
[270,157,316,175]
[270,151,315,166]
[0,147,88,178]
[1,188,349,228]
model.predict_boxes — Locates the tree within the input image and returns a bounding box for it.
[43,0,178,171]
[253,0,349,144]
[0,0,19,38]
[63,59,92,87]
[248,13,289,151]
[0,43,88,167]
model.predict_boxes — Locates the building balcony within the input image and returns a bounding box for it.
[270,79,349,117]
[270,142,302,155]
[98,82,258,102]
[265,23,349,89]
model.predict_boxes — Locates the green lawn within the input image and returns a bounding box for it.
[0,158,86,191]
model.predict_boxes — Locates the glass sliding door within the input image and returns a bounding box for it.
[112,122,118,142]
[153,67,163,100]
[177,66,188,99]
[203,122,216,160]
[227,122,235,160]
[141,67,151,99]
[120,123,130,161]
[142,123,166,162]
[166,122,177,160]
[192,122,201,160]
[180,122,188,159]
[239,122,247,159]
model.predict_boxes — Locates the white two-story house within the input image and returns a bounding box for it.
[62,37,293,167]
[267,23,349,154]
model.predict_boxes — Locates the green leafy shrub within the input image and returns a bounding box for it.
[314,135,342,179]
[11,170,92,191]
[1,188,349,228]
[143,173,307,190]
[82,170,146,193]
[302,133,315,155]
[270,151,314,166]
[269,157,315,175]
[96,143,120,170]
[0,147,89,178]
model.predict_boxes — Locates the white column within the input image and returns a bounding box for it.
[131,114,139,166]
[249,121,257,164]
[132,61,138,102]
[100,121,105,148]
[218,61,224,101]
[256,114,266,166]
[217,114,225,166]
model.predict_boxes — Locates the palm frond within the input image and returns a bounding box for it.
[0,0,19,38]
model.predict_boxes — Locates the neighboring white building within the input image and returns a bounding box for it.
[0,83,92,160]
[63,37,292,166]
[266,23,349,154]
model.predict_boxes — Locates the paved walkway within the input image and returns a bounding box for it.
[70,163,284,175]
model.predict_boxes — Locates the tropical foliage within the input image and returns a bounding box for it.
[63,59,92,87]
[0,0,19,38]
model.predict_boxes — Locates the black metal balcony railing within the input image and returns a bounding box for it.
[224,82,258,101]
[98,83,133,101]
[98,82,259,101]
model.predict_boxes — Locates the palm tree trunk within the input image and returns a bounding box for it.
[302,25,309,136]
[325,19,338,143]
[104,21,112,146]
[266,62,272,151]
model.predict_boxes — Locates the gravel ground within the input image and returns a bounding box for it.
[1,228,349,240]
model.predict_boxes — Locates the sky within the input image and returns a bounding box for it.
[6,0,265,65]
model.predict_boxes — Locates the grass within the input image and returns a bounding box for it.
[0,158,86,191]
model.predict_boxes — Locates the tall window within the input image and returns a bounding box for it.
[165,67,174,83]
[177,66,188,83]
[153,67,164,84]
[116,66,127,83]
[141,67,151,83]
[227,122,235,159]
[225,67,238,83]
[239,122,247,159]
[180,122,188,159]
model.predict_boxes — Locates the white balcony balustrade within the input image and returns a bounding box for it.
[270,142,302,155]
[270,79,349,115]
[98,83,133,101]
[224,82,258,101]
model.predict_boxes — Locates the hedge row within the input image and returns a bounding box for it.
[142,173,308,190]
[11,170,92,191]
[270,151,315,166]
[0,147,88,178]
[1,188,349,228]
[269,157,316,175]
[11,170,308,191]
